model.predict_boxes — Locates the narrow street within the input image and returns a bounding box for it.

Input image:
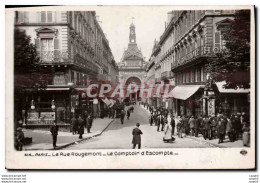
[65,105,212,149]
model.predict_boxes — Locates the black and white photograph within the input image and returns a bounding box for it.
[5,5,255,169]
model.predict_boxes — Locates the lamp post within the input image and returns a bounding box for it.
[204,77,216,117]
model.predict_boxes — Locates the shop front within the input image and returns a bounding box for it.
[168,85,204,117]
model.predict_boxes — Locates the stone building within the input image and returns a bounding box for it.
[146,10,250,117]
[15,11,118,125]
[118,23,147,102]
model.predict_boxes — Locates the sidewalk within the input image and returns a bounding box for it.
[23,117,115,150]
[139,105,244,148]
[186,135,244,148]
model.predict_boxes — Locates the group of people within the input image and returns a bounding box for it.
[120,105,134,124]
[145,103,250,146]
[174,113,250,145]
[50,113,94,149]
[148,109,175,143]
[71,114,94,138]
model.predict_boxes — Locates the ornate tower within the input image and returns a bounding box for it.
[129,23,136,44]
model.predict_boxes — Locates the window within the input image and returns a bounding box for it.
[17,11,28,23]
[40,38,54,62]
[76,73,80,85]
[71,71,74,83]
[182,73,186,83]
[201,67,204,81]
[40,11,53,23]
[186,72,190,83]
[215,31,221,49]
[196,68,201,82]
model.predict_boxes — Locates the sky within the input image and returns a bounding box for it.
[93,6,174,63]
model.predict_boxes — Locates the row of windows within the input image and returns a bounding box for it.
[175,35,204,61]
[71,71,88,86]
[71,12,95,49]
[175,67,207,85]
[16,11,55,23]
[174,10,206,44]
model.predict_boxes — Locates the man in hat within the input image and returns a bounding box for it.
[50,121,59,149]
[15,127,24,151]
[132,123,143,149]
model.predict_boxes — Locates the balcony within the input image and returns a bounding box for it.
[161,71,173,80]
[74,54,99,74]
[40,50,70,64]
[171,46,217,71]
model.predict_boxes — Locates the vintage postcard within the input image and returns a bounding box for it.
[5,5,255,169]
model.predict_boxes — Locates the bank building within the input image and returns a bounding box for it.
[118,22,147,102]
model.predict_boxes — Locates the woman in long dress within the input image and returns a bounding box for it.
[163,121,175,143]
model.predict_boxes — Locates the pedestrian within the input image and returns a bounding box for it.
[157,114,162,132]
[120,109,126,124]
[242,121,250,147]
[170,114,175,136]
[189,116,195,136]
[127,108,131,120]
[163,121,175,143]
[78,115,84,139]
[15,127,24,151]
[149,114,154,126]
[210,116,218,139]
[226,117,235,142]
[203,116,211,140]
[234,114,242,139]
[194,116,200,137]
[50,121,59,149]
[132,123,143,149]
[131,106,134,113]
[183,116,190,135]
[217,119,226,144]
[161,115,167,131]
[71,114,78,135]
[176,116,183,138]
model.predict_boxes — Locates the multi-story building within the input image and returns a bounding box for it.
[15,11,118,125]
[146,10,250,117]
[170,10,250,117]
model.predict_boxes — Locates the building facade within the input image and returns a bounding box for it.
[146,10,250,117]
[15,11,118,125]
[118,23,147,102]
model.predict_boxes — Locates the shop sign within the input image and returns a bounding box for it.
[208,99,215,116]
[176,46,222,65]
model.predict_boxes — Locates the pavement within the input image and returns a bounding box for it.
[65,105,215,149]
[23,117,115,150]
[140,105,245,148]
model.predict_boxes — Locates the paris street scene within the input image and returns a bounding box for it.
[13,7,252,150]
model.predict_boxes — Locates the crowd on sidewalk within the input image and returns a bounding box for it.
[140,103,250,147]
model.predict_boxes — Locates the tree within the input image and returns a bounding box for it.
[14,28,54,125]
[205,10,251,89]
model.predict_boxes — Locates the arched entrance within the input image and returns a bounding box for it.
[124,76,142,103]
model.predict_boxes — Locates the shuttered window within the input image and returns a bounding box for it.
[214,31,221,49]
[40,11,53,23]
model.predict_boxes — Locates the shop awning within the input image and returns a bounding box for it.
[101,98,112,107]
[216,82,250,93]
[46,88,70,91]
[168,85,203,100]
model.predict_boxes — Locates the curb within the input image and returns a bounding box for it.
[25,118,116,151]
[186,136,227,148]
